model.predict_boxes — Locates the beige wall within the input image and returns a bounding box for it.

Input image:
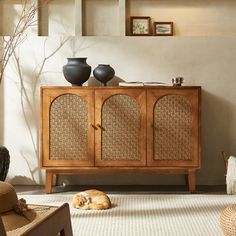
[3,0,236,37]
[48,0,75,36]
[127,0,236,36]
[1,0,236,186]
[0,0,37,36]
[3,36,236,186]
[0,82,3,145]
[82,0,120,36]
[0,37,3,144]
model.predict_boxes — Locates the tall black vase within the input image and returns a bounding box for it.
[0,146,10,181]
[63,58,91,86]
[93,64,115,86]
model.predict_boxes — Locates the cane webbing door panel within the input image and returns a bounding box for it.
[147,88,200,167]
[94,89,146,166]
[41,86,201,194]
[41,88,94,167]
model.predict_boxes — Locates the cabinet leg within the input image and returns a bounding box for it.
[46,171,53,194]
[184,174,188,186]
[52,174,57,186]
[188,169,196,193]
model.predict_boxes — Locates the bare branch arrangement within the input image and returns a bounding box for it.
[0,0,50,83]
[12,36,69,183]
[0,0,52,183]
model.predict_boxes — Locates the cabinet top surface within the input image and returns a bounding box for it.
[41,86,201,90]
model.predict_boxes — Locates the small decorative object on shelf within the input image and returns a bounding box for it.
[172,77,184,86]
[154,22,173,36]
[130,16,151,36]
[0,146,10,181]
[93,64,115,86]
[63,58,91,86]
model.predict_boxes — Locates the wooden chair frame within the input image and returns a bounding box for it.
[0,203,73,236]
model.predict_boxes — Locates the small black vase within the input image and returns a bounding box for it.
[93,64,115,86]
[0,146,10,181]
[63,58,91,86]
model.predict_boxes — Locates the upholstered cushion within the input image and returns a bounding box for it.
[0,181,18,213]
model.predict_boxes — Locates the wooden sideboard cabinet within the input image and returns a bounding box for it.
[40,86,201,193]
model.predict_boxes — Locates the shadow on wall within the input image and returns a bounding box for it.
[0,82,3,144]
[0,2,2,35]
[0,2,28,36]
[199,89,236,185]
[87,76,124,86]
[58,173,185,186]
[8,175,37,185]
[0,30,3,143]
[58,89,236,186]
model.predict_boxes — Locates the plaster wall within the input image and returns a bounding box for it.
[0,38,3,144]
[1,0,236,186]
[48,0,75,36]
[3,36,236,186]
[82,0,120,36]
[127,0,236,36]
[0,0,37,36]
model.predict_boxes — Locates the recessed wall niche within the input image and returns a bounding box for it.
[1,0,236,37]
[126,0,236,36]
[82,0,119,36]
[39,0,75,36]
[0,0,37,36]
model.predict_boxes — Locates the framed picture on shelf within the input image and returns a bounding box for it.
[130,16,151,36]
[154,22,173,36]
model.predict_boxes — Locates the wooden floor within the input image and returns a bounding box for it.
[15,185,226,195]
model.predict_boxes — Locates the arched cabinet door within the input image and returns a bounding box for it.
[41,88,94,167]
[147,88,201,167]
[94,88,146,167]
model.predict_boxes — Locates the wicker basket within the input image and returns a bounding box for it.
[0,146,10,181]
[220,204,236,236]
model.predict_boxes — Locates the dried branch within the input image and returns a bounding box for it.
[13,51,37,155]
[32,36,70,95]
[0,0,50,84]
[12,37,69,184]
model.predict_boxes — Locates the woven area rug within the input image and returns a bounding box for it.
[19,194,236,236]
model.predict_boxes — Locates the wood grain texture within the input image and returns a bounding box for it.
[188,169,196,193]
[40,86,201,193]
[147,88,201,168]
[95,89,146,167]
[45,171,53,194]
[41,88,94,167]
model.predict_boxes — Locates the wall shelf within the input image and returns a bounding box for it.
[38,0,75,36]
[125,0,236,37]
[82,0,119,36]
[1,0,236,37]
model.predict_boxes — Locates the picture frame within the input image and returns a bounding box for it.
[153,22,173,36]
[130,16,151,36]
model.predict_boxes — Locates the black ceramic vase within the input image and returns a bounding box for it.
[0,146,10,181]
[93,64,115,86]
[63,58,91,86]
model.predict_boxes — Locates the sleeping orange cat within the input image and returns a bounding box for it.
[72,189,111,210]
